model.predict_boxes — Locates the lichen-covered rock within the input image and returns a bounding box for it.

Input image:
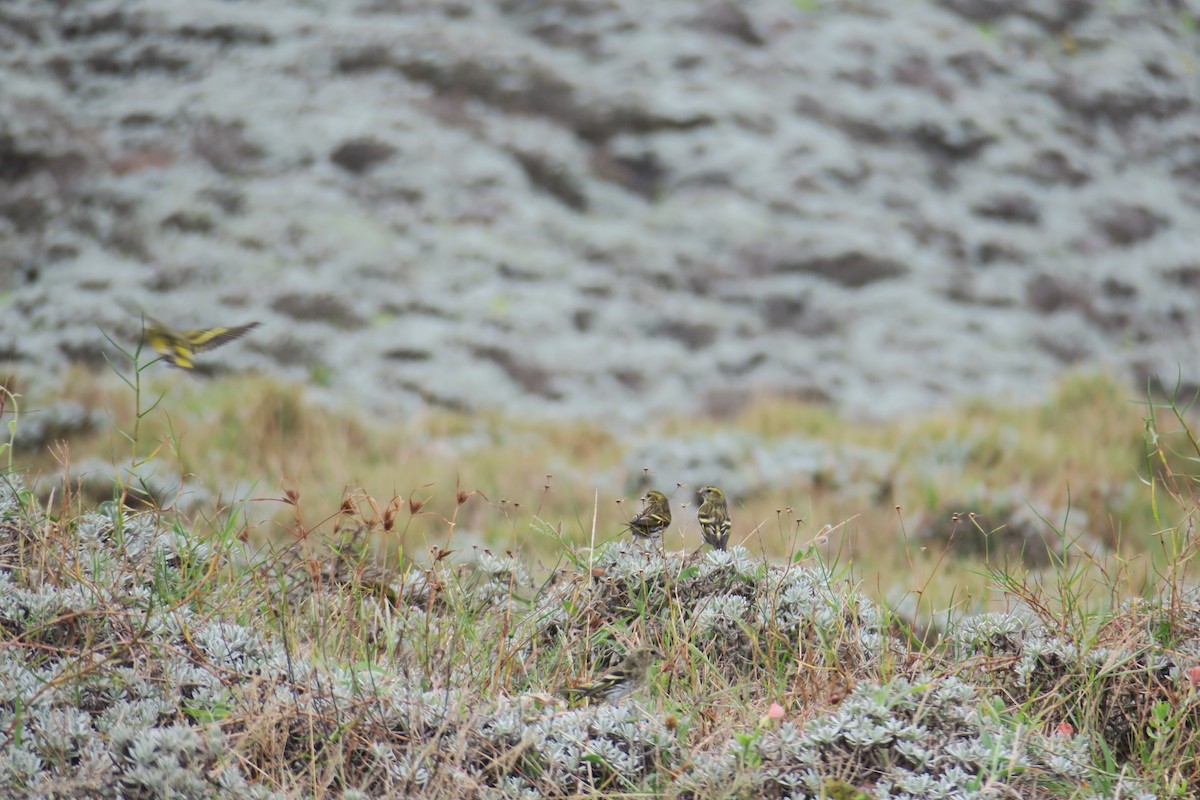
[1,1,1198,421]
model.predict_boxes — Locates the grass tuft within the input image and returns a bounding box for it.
[2,368,1200,795]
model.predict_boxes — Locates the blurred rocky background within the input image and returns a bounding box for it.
[2,0,1198,424]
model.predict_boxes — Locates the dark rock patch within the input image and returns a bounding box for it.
[649,320,718,351]
[1026,274,1086,315]
[692,1,765,47]
[143,263,204,293]
[572,308,594,332]
[330,137,397,175]
[1101,278,1136,299]
[161,210,215,234]
[1034,330,1091,364]
[384,348,431,362]
[513,151,588,211]
[717,352,766,377]
[589,147,666,200]
[612,368,645,390]
[1165,265,1200,289]
[975,240,1026,265]
[1015,149,1090,187]
[85,45,191,76]
[197,187,246,216]
[779,252,908,288]
[253,336,319,367]
[192,118,264,176]
[910,119,994,161]
[1090,203,1168,246]
[1053,77,1191,125]
[61,9,144,40]
[335,44,394,74]
[762,295,807,330]
[472,345,561,399]
[271,293,364,329]
[177,23,273,46]
[892,54,956,101]
[971,193,1040,226]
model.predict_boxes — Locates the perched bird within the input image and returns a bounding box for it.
[696,485,731,551]
[626,489,671,546]
[143,318,260,369]
[562,646,663,704]
[820,778,874,800]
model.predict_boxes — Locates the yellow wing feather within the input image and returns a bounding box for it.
[185,323,261,353]
[143,318,259,368]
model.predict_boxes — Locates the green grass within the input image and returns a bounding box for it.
[11,368,1191,613]
[2,366,1199,795]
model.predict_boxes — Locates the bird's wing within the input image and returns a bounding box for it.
[185,322,261,352]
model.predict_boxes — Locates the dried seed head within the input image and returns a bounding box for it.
[381,496,400,527]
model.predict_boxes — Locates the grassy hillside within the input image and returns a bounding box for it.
[2,368,1199,797]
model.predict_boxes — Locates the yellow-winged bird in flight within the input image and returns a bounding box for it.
[144,318,260,369]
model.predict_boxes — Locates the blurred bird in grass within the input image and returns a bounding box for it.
[143,318,260,369]
[820,778,874,800]
[626,489,671,547]
[696,485,731,551]
[562,646,663,705]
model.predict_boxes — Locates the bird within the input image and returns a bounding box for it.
[696,485,731,551]
[626,489,671,546]
[143,317,260,369]
[820,778,874,800]
[562,646,663,704]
